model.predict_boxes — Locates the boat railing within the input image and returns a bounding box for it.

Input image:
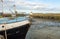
[0,17,28,24]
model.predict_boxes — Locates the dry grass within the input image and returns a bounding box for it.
[30,13,60,20]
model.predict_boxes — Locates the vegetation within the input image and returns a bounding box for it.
[16,14,26,17]
[0,13,26,18]
[30,13,60,20]
[0,16,3,18]
[2,14,12,17]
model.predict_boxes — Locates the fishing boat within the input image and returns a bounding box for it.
[0,0,30,39]
[0,17,30,39]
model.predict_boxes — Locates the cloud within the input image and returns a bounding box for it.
[5,0,14,2]
[14,0,49,10]
[0,0,60,13]
[14,0,60,11]
[15,0,60,13]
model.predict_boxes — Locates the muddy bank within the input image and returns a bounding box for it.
[25,18,60,39]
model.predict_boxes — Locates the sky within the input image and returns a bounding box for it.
[0,0,60,13]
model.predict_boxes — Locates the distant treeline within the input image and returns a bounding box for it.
[0,13,26,17]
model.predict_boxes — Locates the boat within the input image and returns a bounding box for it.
[0,0,30,39]
[0,17,30,39]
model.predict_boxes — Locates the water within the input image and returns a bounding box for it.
[0,17,28,24]
[26,18,60,39]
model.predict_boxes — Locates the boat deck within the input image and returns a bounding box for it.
[0,20,30,31]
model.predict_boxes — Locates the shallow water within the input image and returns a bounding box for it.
[26,18,60,39]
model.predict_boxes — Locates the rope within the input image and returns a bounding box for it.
[4,25,7,39]
[2,22,8,39]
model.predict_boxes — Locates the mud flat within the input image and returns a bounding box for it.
[25,18,60,39]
